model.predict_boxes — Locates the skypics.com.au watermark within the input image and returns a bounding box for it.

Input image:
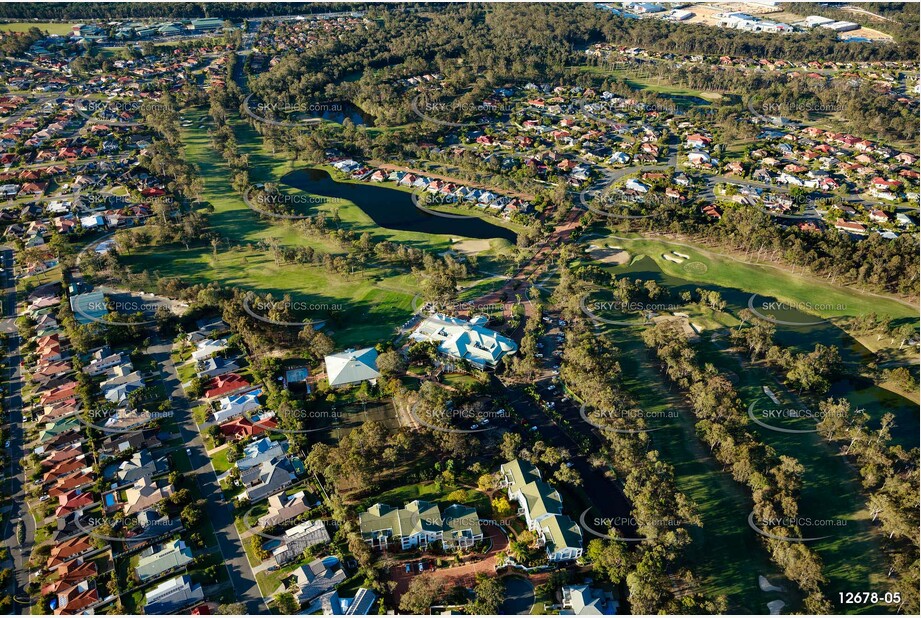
[579,403,677,434]
[408,401,506,434]
[747,401,852,434]
[242,94,339,128]
[76,408,174,434]
[747,294,847,326]
[243,186,346,220]
[579,508,689,542]
[242,292,339,328]
[410,95,513,127]
[242,407,343,435]
[73,297,160,327]
[579,293,673,327]
[747,511,847,542]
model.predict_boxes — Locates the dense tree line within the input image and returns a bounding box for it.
[817,400,919,614]
[550,252,726,614]
[731,314,919,613]
[594,57,918,143]
[643,321,832,613]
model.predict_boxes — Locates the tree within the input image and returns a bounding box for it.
[469,574,505,614]
[376,350,405,377]
[499,432,523,460]
[217,603,246,615]
[399,573,444,614]
[274,592,300,615]
[586,537,632,584]
[492,496,514,518]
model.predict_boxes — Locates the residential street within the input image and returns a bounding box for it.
[0,247,35,614]
[147,339,267,614]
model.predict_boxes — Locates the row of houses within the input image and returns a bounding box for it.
[23,283,208,614]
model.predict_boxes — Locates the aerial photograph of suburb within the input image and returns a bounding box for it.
[0,0,917,616]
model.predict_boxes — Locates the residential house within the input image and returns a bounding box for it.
[271,520,331,566]
[124,477,174,515]
[293,558,347,605]
[324,348,380,388]
[136,540,194,582]
[220,415,277,441]
[213,388,262,424]
[204,373,250,399]
[258,490,314,527]
[236,437,286,472]
[143,575,204,615]
[560,585,618,615]
[240,457,296,503]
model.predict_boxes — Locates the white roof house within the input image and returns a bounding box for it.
[236,437,286,471]
[409,314,517,369]
[213,388,262,424]
[191,338,229,361]
[324,348,380,388]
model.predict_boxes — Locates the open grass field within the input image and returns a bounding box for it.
[0,21,74,35]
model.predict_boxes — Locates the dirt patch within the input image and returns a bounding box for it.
[588,245,631,265]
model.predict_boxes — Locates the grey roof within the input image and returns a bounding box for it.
[241,457,296,502]
[325,348,380,387]
[136,540,193,581]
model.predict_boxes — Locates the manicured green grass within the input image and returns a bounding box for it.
[694,338,899,612]
[594,233,916,322]
[0,21,73,35]
[367,481,490,513]
[210,446,233,474]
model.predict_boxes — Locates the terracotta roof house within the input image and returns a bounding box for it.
[46,536,93,570]
[55,490,95,518]
[220,416,276,441]
[204,373,251,399]
[41,558,97,596]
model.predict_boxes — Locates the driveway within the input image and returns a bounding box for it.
[500,576,535,615]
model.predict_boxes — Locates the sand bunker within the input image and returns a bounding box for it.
[589,245,631,265]
[662,253,684,264]
[768,600,785,615]
[759,575,783,593]
[674,251,690,259]
[452,239,492,254]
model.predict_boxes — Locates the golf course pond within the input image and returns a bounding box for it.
[280,168,517,243]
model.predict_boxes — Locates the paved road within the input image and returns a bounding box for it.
[0,247,35,614]
[148,340,267,614]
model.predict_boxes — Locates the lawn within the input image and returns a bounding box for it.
[0,21,74,35]
[366,481,490,514]
[210,446,233,474]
